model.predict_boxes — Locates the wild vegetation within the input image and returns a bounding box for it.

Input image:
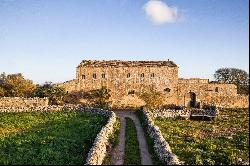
[155,108,249,165]
[0,73,66,105]
[124,117,141,165]
[102,118,121,165]
[63,86,112,109]
[0,111,108,165]
[214,68,249,95]
[136,110,163,165]
[139,90,164,109]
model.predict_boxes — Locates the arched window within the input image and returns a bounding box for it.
[101,73,106,79]
[127,73,131,78]
[151,73,155,77]
[141,73,144,77]
[215,87,219,92]
[82,75,86,79]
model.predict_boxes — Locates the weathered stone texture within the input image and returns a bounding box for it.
[142,108,181,165]
[202,94,249,108]
[0,97,48,107]
[58,60,249,109]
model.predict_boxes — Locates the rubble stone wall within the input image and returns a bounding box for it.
[141,108,181,165]
[0,104,117,165]
[0,97,49,107]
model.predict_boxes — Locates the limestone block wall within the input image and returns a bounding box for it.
[201,94,249,108]
[0,97,48,107]
[57,79,78,93]
[77,65,178,99]
[177,78,241,108]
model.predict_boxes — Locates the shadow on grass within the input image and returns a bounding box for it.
[0,111,108,165]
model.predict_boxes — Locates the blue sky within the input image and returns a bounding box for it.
[0,0,249,84]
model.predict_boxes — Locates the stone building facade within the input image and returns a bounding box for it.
[58,60,248,108]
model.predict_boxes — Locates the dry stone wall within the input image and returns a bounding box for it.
[141,108,181,165]
[0,103,117,165]
[0,97,48,107]
[147,108,217,119]
[142,107,218,165]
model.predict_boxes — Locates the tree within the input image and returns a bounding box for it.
[139,90,164,109]
[0,73,35,97]
[0,87,4,97]
[90,86,111,108]
[214,68,249,95]
[33,82,66,105]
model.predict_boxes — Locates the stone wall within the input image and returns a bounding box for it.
[0,97,48,107]
[56,79,78,93]
[201,94,249,108]
[141,109,181,165]
[85,111,117,165]
[57,60,248,109]
[144,108,217,120]
[0,104,117,165]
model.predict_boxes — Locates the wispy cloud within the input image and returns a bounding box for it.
[143,0,178,25]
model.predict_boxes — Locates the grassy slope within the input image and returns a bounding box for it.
[155,108,249,165]
[0,111,108,165]
[124,117,141,165]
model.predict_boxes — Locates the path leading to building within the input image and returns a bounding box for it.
[111,111,153,165]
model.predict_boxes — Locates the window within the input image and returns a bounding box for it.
[151,73,155,78]
[215,87,219,92]
[101,73,106,79]
[164,88,171,92]
[127,73,131,78]
[141,73,144,77]
[93,73,97,79]
[82,75,86,79]
[128,90,135,95]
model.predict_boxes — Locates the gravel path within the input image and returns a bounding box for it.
[111,111,153,165]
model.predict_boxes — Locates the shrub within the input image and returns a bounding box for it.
[139,90,164,109]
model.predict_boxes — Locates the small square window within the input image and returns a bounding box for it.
[128,90,135,95]
[102,73,106,79]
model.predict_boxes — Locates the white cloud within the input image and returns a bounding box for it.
[143,0,178,25]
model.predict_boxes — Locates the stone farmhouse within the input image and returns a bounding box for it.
[58,60,248,108]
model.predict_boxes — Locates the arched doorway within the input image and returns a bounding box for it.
[189,92,196,107]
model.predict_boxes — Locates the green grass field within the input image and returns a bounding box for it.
[155,108,249,165]
[0,111,108,165]
[124,117,141,165]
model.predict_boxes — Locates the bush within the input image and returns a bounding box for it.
[139,90,164,109]
[33,82,66,105]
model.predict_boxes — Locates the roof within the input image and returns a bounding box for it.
[77,60,178,68]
